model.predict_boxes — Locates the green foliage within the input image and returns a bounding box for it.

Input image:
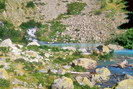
[20,20,42,29]
[99,0,127,17]
[26,1,35,8]
[0,0,6,12]
[113,29,133,49]
[74,81,99,89]
[98,52,113,60]
[0,21,25,42]
[0,78,10,88]
[72,65,86,72]
[67,2,86,15]
[53,51,83,65]
[0,47,9,53]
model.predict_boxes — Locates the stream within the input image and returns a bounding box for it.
[28,28,133,87]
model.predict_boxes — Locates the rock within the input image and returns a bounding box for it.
[118,60,128,68]
[58,69,66,75]
[92,67,111,83]
[73,58,97,69]
[116,79,133,89]
[62,47,76,51]
[76,76,95,87]
[52,76,74,89]
[108,44,124,50]
[82,77,94,87]
[0,39,13,47]
[27,41,40,46]
[125,74,133,79]
[0,68,9,79]
[44,53,51,58]
[96,45,110,53]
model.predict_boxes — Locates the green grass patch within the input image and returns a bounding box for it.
[111,29,133,49]
[0,47,9,53]
[0,21,26,43]
[67,2,86,15]
[0,78,10,88]
[72,65,87,72]
[26,1,35,8]
[20,20,42,29]
[0,0,6,12]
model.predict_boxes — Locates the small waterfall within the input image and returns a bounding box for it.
[27,28,38,42]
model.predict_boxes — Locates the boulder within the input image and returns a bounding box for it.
[76,76,95,87]
[92,67,111,83]
[0,39,13,47]
[52,76,74,89]
[73,58,97,69]
[108,44,124,50]
[116,79,133,89]
[96,45,110,53]
[0,68,9,79]
[27,41,40,46]
[62,47,76,51]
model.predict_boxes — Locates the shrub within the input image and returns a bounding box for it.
[72,65,86,72]
[20,20,42,29]
[0,78,10,88]
[113,29,133,49]
[67,2,86,15]
[0,0,6,12]
[0,47,9,53]
[100,0,127,17]
[0,21,25,42]
[26,1,35,8]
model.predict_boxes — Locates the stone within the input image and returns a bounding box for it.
[27,41,40,46]
[44,53,51,58]
[76,76,95,87]
[82,77,94,87]
[73,58,97,69]
[62,47,76,51]
[116,79,133,89]
[0,68,9,79]
[92,67,111,83]
[0,39,13,47]
[108,44,124,50]
[52,76,74,89]
[96,45,110,53]
[58,69,66,75]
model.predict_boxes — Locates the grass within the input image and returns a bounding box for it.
[20,20,42,29]
[72,65,87,72]
[36,20,67,42]
[67,2,87,15]
[0,47,9,53]
[99,0,127,17]
[0,78,10,88]
[26,1,35,8]
[110,29,133,49]
[0,20,26,43]
[0,0,6,12]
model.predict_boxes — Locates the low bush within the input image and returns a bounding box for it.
[112,29,133,49]
[0,78,10,88]
[0,0,6,12]
[67,2,86,15]
[0,21,25,43]
[20,20,42,29]
[26,1,35,8]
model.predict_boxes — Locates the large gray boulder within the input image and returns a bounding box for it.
[73,58,97,69]
[52,76,74,89]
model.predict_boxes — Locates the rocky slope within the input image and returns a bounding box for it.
[0,0,127,42]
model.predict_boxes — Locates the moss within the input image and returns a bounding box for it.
[0,78,10,88]
[67,2,86,15]
[26,1,35,8]
[0,0,6,12]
